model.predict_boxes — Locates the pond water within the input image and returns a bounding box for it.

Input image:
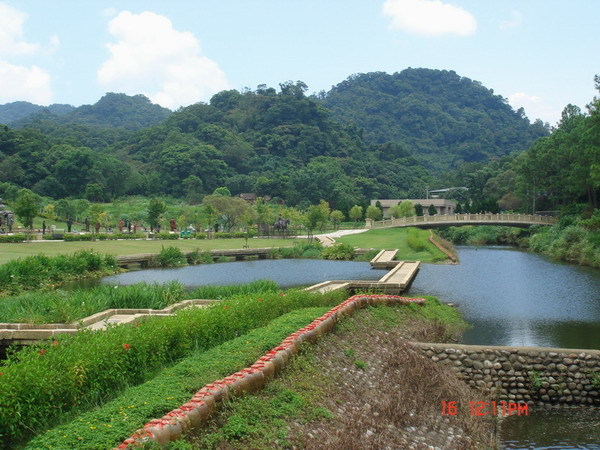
[408,246,600,350]
[100,259,388,289]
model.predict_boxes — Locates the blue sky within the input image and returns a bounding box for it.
[1,0,598,125]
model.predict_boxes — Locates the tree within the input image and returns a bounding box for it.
[428,204,437,216]
[213,186,232,197]
[13,189,41,229]
[304,200,330,237]
[203,194,252,231]
[349,205,363,224]
[330,210,344,230]
[390,200,415,218]
[366,205,382,221]
[415,203,424,216]
[147,198,167,231]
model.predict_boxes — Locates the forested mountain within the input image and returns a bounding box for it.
[0,70,559,213]
[0,101,74,125]
[4,93,172,130]
[320,69,549,172]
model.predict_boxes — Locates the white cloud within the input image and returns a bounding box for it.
[508,92,558,124]
[0,60,52,104]
[499,10,523,31]
[382,0,476,37]
[0,2,39,55]
[97,11,230,109]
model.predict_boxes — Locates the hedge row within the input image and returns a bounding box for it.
[26,307,330,449]
[59,231,258,242]
[0,289,345,446]
[0,234,27,243]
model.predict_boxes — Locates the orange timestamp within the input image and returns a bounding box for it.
[441,401,529,416]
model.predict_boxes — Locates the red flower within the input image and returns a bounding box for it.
[279,293,286,297]
[136,323,141,327]
[257,298,263,302]
[0,372,3,376]
[39,349,46,355]
[52,340,59,346]
[224,306,229,310]
[122,343,131,350]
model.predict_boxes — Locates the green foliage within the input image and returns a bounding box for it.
[0,289,344,446]
[147,198,167,229]
[406,228,427,252]
[365,205,382,221]
[322,242,356,260]
[188,280,279,300]
[149,246,187,267]
[186,249,214,265]
[439,226,527,246]
[390,200,415,218]
[13,189,41,229]
[349,205,363,223]
[0,234,27,243]
[0,250,117,294]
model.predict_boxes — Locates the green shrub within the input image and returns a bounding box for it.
[156,232,180,240]
[63,234,93,241]
[0,234,28,243]
[0,289,345,446]
[322,242,356,260]
[149,246,187,267]
[406,228,427,252]
[186,249,214,265]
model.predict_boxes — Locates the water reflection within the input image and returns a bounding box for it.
[500,407,600,448]
[408,246,600,349]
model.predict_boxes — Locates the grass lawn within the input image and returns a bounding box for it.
[0,238,295,265]
[336,227,447,263]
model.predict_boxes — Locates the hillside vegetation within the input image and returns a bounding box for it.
[321,69,549,172]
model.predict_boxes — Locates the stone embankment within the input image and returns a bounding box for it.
[416,343,600,406]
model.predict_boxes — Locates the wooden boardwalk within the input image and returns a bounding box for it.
[304,251,420,295]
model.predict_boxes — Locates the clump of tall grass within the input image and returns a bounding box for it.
[0,251,117,294]
[0,282,185,323]
[406,228,427,252]
[186,249,214,265]
[188,279,279,299]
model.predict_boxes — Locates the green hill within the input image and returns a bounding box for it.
[320,68,549,172]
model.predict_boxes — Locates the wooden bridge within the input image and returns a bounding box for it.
[366,213,556,230]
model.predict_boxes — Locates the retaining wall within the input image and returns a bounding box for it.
[414,343,600,406]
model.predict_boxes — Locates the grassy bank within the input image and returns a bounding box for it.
[336,228,448,262]
[0,238,294,265]
[0,289,346,446]
[182,298,493,449]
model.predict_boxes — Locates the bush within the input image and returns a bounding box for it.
[156,232,180,240]
[322,243,356,260]
[406,228,427,252]
[188,279,279,299]
[0,289,345,446]
[186,249,214,265]
[149,246,187,267]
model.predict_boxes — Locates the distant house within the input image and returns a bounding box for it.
[370,199,457,218]
[239,193,257,203]
[239,193,272,204]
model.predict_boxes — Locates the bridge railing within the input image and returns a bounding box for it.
[366,213,557,229]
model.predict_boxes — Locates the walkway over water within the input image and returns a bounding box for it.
[366,213,556,229]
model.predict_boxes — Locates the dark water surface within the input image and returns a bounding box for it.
[408,246,600,349]
[100,259,388,289]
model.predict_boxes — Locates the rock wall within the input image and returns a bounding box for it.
[415,343,600,406]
